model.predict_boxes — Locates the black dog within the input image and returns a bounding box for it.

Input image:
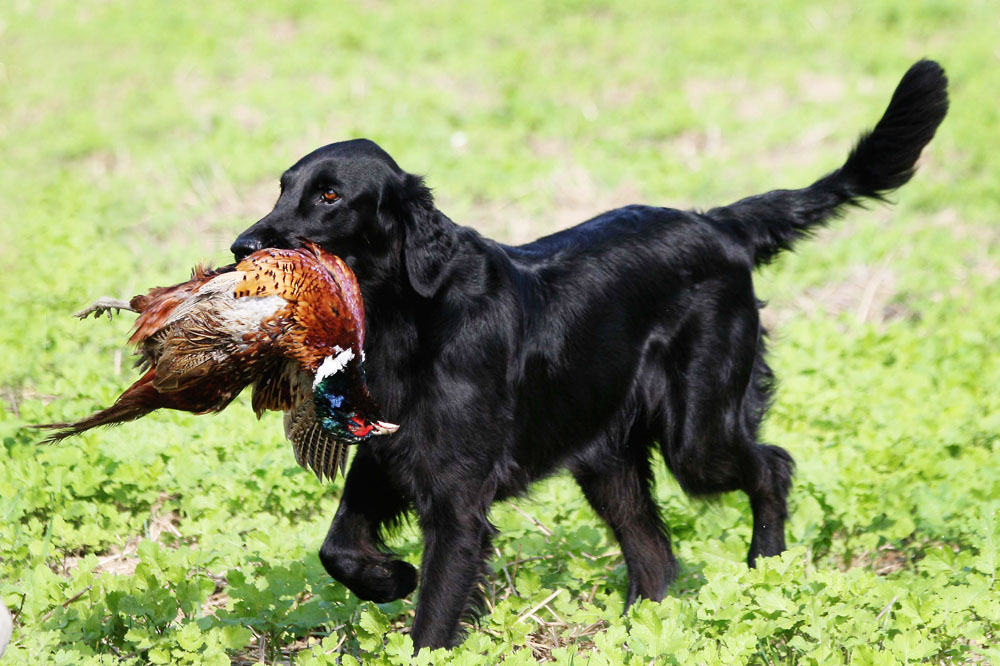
[231,61,947,649]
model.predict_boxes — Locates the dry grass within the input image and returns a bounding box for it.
[762,262,905,331]
[2,385,58,418]
[62,493,183,577]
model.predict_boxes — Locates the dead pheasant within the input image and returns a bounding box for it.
[37,241,398,480]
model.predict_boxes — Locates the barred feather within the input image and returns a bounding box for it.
[35,244,389,481]
[284,397,350,481]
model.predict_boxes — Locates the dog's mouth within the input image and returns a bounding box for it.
[231,236,306,261]
[231,237,265,261]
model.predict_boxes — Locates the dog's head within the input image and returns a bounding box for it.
[231,139,455,298]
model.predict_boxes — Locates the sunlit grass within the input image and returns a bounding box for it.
[1,1,997,663]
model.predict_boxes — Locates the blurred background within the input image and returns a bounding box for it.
[2,2,996,308]
[1,1,998,664]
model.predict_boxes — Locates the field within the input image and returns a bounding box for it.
[1,1,999,664]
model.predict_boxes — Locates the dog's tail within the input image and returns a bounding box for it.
[708,59,948,267]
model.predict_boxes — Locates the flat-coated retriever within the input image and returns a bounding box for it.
[231,61,948,649]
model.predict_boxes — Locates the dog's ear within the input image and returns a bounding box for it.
[381,173,457,298]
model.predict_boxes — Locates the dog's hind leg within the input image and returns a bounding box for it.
[661,409,793,568]
[319,447,417,603]
[745,442,794,564]
[738,336,794,565]
[656,295,794,568]
[570,430,678,608]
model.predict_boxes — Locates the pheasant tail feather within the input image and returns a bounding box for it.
[33,370,159,443]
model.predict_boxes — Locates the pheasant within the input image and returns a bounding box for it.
[38,241,398,480]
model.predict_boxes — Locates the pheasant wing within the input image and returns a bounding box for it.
[234,248,362,372]
[251,359,305,417]
[251,363,350,480]
[302,242,367,350]
[128,264,236,346]
[284,396,351,481]
[151,271,287,393]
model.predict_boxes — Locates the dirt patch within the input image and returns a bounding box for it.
[2,385,58,418]
[849,543,910,576]
[797,72,847,104]
[63,493,183,577]
[520,619,607,663]
[268,18,299,44]
[80,148,136,182]
[183,170,276,225]
[671,126,727,171]
[762,262,908,331]
[684,76,790,122]
[757,121,840,174]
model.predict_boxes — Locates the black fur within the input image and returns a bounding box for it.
[230,60,947,650]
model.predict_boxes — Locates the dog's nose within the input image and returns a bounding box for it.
[230,235,264,261]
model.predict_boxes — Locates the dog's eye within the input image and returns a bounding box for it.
[321,188,340,203]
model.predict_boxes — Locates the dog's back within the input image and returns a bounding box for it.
[498,61,948,468]
[510,60,948,274]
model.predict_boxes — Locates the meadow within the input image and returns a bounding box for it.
[1,1,998,663]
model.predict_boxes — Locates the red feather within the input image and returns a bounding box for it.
[36,245,395,480]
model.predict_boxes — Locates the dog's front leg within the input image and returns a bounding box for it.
[319,447,417,603]
[410,502,495,650]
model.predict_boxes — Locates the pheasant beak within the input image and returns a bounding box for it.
[347,416,400,438]
[371,420,400,436]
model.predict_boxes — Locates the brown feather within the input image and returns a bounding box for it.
[127,264,235,345]
[37,245,387,480]
[283,397,350,481]
[251,361,306,417]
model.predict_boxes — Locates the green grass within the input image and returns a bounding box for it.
[1,1,998,664]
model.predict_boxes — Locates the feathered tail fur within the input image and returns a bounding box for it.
[709,59,949,266]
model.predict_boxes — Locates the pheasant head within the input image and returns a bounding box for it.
[312,347,398,441]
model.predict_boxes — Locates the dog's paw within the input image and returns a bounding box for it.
[357,559,417,603]
[386,559,418,600]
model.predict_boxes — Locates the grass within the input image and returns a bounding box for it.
[1,1,998,664]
